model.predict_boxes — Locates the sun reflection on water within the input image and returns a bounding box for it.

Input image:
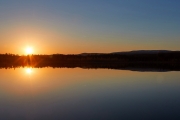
[25,68,33,75]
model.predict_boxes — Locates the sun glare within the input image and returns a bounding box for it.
[26,68,33,74]
[26,47,33,55]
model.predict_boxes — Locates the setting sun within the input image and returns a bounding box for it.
[26,47,33,55]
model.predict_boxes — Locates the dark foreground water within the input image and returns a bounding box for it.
[0,68,180,120]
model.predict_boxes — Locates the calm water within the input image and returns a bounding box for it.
[0,68,180,120]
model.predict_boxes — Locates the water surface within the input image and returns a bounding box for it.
[0,68,180,120]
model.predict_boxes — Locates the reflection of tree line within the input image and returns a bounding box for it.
[0,52,180,71]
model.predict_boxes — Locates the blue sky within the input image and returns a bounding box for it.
[0,0,180,54]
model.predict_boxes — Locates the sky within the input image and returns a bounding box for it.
[0,0,180,54]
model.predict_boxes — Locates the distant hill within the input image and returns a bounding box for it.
[80,50,173,56]
[111,50,172,55]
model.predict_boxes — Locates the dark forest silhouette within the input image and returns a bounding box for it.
[0,51,180,71]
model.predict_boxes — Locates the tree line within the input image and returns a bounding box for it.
[0,52,180,71]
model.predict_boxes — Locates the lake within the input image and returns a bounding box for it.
[0,68,180,120]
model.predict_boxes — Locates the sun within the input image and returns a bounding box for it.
[25,47,33,55]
